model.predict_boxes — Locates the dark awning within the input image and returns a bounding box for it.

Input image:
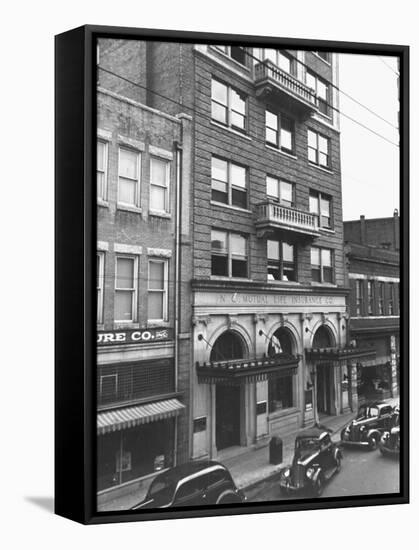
[196,354,299,385]
[305,346,376,365]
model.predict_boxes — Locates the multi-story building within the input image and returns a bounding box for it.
[95,73,192,506]
[344,212,400,404]
[98,40,375,467]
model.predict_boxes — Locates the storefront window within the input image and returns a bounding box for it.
[269,376,293,412]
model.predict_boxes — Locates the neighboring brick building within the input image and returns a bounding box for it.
[98,40,375,468]
[345,212,400,406]
[95,84,192,507]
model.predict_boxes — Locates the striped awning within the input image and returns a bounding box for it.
[97,398,185,435]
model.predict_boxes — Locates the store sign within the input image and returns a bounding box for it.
[97,328,173,346]
[195,291,345,308]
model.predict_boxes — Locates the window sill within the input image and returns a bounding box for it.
[319,228,335,235]
[147,320,170,328]
[210,121,252,141]
[308,162,334,175]
[210,276,252,283]
[149,210,171,219]
[309,282,337,288]
[113,322,140,329]
[117,203,142,214]
[97,199,109,208]
[210,201,252,214]
[265,143,297,160]
[267,280,301,286]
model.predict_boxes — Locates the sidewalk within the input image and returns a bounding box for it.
[98,397,399,511]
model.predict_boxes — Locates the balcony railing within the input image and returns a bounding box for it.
[255,201,320,238]
[254,60,318,116]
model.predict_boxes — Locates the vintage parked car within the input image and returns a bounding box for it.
[278,427,343,497]
[131,460,246,509]
[379,407,400,457]
[340,401,395,450]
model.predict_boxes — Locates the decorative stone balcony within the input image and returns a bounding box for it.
[255,201,320,238]
[254,60,318,117]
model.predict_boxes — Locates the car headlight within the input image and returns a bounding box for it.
[282,468,290,478]
[360,425,366,432]
[306,467,315,479]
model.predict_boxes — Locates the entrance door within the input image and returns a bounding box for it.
[317,365,332,416]
[216,385,241,450]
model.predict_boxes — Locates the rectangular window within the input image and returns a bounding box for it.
[150,157,170,213]
[97,252,105,324]
[118,147,140,207]
[266,176,294,207]
[211,156,247,208]
[309,191,332,228]
[114,256,137,322]
[308,129,330,168]
[378,282,385,315]
[306,71,330,116]
[269,376,294,413]
[313,51,331,63]
[264,49,294,74]
[100,374,118,402]
[388,283,394,315]
[367,280,374,315]
[311,247,334,283]
[267,240,296,282]
[211,230,248,278]
[214,45,247,66]
[97,140,108,201]
[211,78,247,132]
[355,279,363,316]
[148,260,168,322]
[265,109,295,153]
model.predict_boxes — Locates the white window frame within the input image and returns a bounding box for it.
[265,109,295,153]
[211,230,248,279]
[117,146,141,209]
[308,129,330,168]
[211,78,247,132]
[214,45,248,66]
[266,175,294,207]
[114,255,138,323]
[147,259,169,322]
[306,71,330,117]
[211,156,248,209]
[311,246,334,283]
[309,190,332,229]
[97,251,105,324]
[97,140,108,202]
[150,157,170,214]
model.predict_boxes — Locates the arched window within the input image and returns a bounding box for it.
[268,328,296,413]
[312,325,334,348]
[268,327,294,356]
[210,331,246,362]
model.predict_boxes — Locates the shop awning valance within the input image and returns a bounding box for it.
[97,398,185,435]
[196,354,299,385]
[305,346,376,365]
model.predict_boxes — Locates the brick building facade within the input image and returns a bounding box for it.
[97,40,376,476]
[95,82,192,506]
[345,212,400,406]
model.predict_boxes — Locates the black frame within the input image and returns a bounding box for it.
[55,24,409,525]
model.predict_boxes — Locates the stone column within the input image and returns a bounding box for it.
[348,362,358,412]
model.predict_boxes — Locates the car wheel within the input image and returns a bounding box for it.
[368,436,378,451]
[313,476,324,497]
[217,491,242,505]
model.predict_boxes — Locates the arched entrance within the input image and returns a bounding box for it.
[312,325,335,416]
[211,331,246,450]
[268,327,296,413]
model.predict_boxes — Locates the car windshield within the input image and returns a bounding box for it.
[148,474,176,503]
[296,437,319,451]
[357,406,367,419]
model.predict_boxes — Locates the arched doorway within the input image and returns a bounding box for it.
[268,328,296,413]
[312,325,335,416]
[211,331,246,450]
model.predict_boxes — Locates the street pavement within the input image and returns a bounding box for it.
[246,446,399,502]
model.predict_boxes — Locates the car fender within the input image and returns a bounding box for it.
[312,467,322,484]
[333,447,343,461]
[215,489,240,504]
[367,428,381,441]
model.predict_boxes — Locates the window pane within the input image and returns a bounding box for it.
[231,89,246,114]
[97,141,106,169]
[266,128,278,145]
[150,185,166,211]
[318,135,329,153]
[308,148,317,163]
[319,152,328,167]
[115,291,133,320]
[211,255,228,276]
[97,172,105,198]
[267,240,280,260]
[211,230,227,253]
[212,157,228,182]
[151,158,168,187]
[311,268,321,282]
[280,117,293,151]
[212,187,228,204]
[309,194,319,214]
[317,79,327,100]
[267,176,279,199]
[280,181,293,205]
[308,130,317,148]
[230,46,246,65]
[265,49,277,63]
[231,164,246,188]
[266,110,278,130]
[231,111,245,129]
[119,148,138,179]
[323,267,333,283]
[278,52,291,73]
[232,258,247,278]
[117,258,134,288]
[211,79,227,104]
[231,233,246,256]
[231,188,247,209]
[148,292,163,319]
[320,197,330,217]
[119,178,136,204]
[306,72,316,90]
[321,249,332,266]
[282,242,294,262]
[149,262,165,290]
[311,247,320,266]
[212,103,227,124]
[283,264,296,282]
